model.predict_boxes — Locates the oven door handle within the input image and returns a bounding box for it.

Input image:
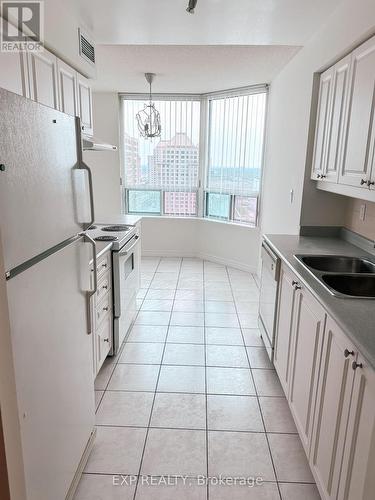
[81,232,97,335]
[118,235,140,256]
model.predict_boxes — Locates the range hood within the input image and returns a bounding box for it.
[82,137,118,151]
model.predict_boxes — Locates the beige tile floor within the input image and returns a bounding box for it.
[74,257,321,500]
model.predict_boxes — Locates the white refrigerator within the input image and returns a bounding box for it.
[0,88,96,500]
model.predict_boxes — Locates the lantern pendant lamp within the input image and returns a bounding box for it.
[136,73,161,139]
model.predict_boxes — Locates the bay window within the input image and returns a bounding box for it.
[120,86,267,225]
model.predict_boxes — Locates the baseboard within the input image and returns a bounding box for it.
[65,427,96,500]
[142,250,257,273]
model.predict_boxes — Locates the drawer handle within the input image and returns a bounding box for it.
[344,349,354,358]
[352,361,363,370]
[103,306,109,312]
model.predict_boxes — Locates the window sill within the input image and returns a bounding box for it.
[138,214,259,230]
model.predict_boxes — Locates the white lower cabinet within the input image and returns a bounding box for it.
[274,262,375,500]
[338,354,375,500]
[288,284,325,454]
[274,265,296,394]
[310,315,357,500]
[91,251,113,376]
[96,312,112,371]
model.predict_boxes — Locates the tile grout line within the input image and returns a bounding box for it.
[99,257,160,499]
[132,257,183,500]
[226,265,283,500]
[203,260,209,500]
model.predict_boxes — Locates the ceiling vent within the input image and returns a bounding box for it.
[78,28,95,65]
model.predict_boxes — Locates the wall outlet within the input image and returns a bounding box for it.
[360,203,366,221]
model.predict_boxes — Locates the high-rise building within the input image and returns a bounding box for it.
[123,133,141,186]
[148,133,199,214]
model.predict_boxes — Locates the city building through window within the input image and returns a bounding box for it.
[120,87,267,225]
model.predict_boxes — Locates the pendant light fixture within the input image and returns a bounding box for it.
[136,73,161,139]
[186,0,198,13]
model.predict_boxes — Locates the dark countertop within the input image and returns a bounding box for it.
[264,234,375,370]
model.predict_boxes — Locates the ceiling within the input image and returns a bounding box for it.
[92,44,301,93]
[78,0,343,46]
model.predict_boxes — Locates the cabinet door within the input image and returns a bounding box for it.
[310,316,357,500]
[96,312,112,374]
[57,58,77,116]
[311,67,334,179]
[324,55,351,183]
[288,286,325,453]
[0,19,29,97]
[77,73,93,136]
[340,35,375,187]
[338,354,375,500]
[28,49,59,109]
[274,265,296,395]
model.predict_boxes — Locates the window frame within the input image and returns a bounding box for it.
[119,85,268,226]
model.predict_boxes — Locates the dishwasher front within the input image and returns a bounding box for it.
[258,240,281,362]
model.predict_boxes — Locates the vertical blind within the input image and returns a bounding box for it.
[206,92,267,224]
[120,87,268,224]
[121,98,201,216]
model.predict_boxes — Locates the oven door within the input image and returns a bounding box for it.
[112,233,140,354]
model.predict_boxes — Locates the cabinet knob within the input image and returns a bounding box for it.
[360,178,367,185]
[102,263,107,268]
[102,285,108,290]
[104,338,110,343]
[352,361,363,370]
[321,174,327,179]
[367,180,375,187]
[0,164,6,172]
[103,306,109,311]
[316,174,321,179]
[344,349,354,358]
[292,280,302,290]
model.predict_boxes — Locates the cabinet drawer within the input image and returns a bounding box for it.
[96,271,111,302]
[96,252,111,278]
[96,293,111,326]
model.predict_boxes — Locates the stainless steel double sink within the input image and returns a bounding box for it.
[294,255,375,299]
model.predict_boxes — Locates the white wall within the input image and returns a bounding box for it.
[262,0,375,235]
[83,92,122,220]
[141,217,260,272]
[43,0,96,77]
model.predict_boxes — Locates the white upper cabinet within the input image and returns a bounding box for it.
[312,55,351,183]
[77,73,93,136]
[28,49,59,109]
[325,55,351,183]
[311,68,334,179]
[0,18,29,97]
[57,59,78,117]
[340,35,375,188]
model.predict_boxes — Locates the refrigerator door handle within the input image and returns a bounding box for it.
[75,117,95,229]
[81,233,97,335]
